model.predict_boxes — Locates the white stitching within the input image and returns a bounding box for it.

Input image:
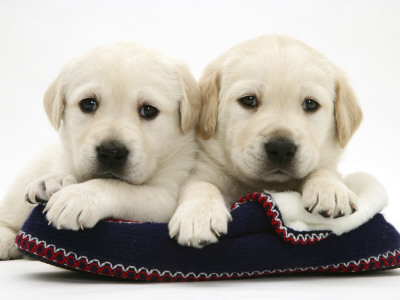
[16,231,400,280]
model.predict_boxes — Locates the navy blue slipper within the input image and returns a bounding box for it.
[16,190,400,281]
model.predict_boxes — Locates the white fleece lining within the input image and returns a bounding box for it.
[267,172,388,235]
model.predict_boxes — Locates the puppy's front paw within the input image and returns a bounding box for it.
[25,175,77,204]
[0,227,21,260]
[302,179,358,218]
[168,199,232,248]
[44,184,106,231]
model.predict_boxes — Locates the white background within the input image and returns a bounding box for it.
[0,0,399,299]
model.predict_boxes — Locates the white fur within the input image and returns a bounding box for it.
[170,35,363,248]
[0,43,200,259]
[273,172,388,234]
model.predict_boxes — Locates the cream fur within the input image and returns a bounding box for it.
[271,172,388,234]
[169,35,363,248]
[0,43,200,259]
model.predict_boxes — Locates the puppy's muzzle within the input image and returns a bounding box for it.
[96,141,129,169]
[264,138,297,165]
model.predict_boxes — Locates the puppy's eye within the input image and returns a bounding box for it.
[140,105,159,119]
[238,95,258,108]
[80,98,98,113]
[303,99,319,112]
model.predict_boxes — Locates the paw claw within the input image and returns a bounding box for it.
[24,194,32,204]
[228,214,233,222]
[26,175,77,205]
[43,184,101,231]
[169,198,230,248]
[334,211,345,219]
[305,198,319,214]
[305,206,313,213]
[198,239,210,247]
[211,225,221,237]
[34,196,47,205]
[303,179,358,218]
[319,210,331,218]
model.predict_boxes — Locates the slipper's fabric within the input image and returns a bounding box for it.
[15,191,400,281]
[270,173,390,234]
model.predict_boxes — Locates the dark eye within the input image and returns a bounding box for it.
[303,99,319,112]
[238,95,258,108]
[140,105,159,119]
[80,98,98,113]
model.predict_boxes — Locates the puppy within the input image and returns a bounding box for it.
[0,42,200,259]
[169,35,363,248]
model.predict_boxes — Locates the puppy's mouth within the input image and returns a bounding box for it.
[99,172,120,179]
[93,170,144,185]
[267,168,292,177]
[96,171,125,181]
[270,169,288,175]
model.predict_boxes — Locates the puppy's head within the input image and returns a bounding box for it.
[44,42,200,184]
[198,35,362,183]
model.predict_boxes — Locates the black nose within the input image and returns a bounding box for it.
[96,141,129,168]
[265,138,297,165]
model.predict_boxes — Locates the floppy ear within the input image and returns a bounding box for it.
[198,64,220,139]
[335,72,363,148]
[43,71,65,131]
[175,63,201,134]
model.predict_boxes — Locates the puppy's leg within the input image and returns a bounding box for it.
[302,169,358,218]
[0,226,23,259]
[0,144,62,259]
[26,174,77,204]
[0,183,33,259]
[43,178,181,230]
[169,181,232,248]
[0,172,43,259]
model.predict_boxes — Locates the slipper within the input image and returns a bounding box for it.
[15,172,400,281]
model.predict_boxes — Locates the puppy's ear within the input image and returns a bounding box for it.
[43,71,65,131]
[175,62,201,134]
[198,64,220,139]
[335,72,363,148]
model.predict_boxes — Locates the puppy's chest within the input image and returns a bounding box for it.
[224,178,301,204]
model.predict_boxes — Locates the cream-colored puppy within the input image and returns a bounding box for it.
[0,42,200,259]
[169,35,363,248]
